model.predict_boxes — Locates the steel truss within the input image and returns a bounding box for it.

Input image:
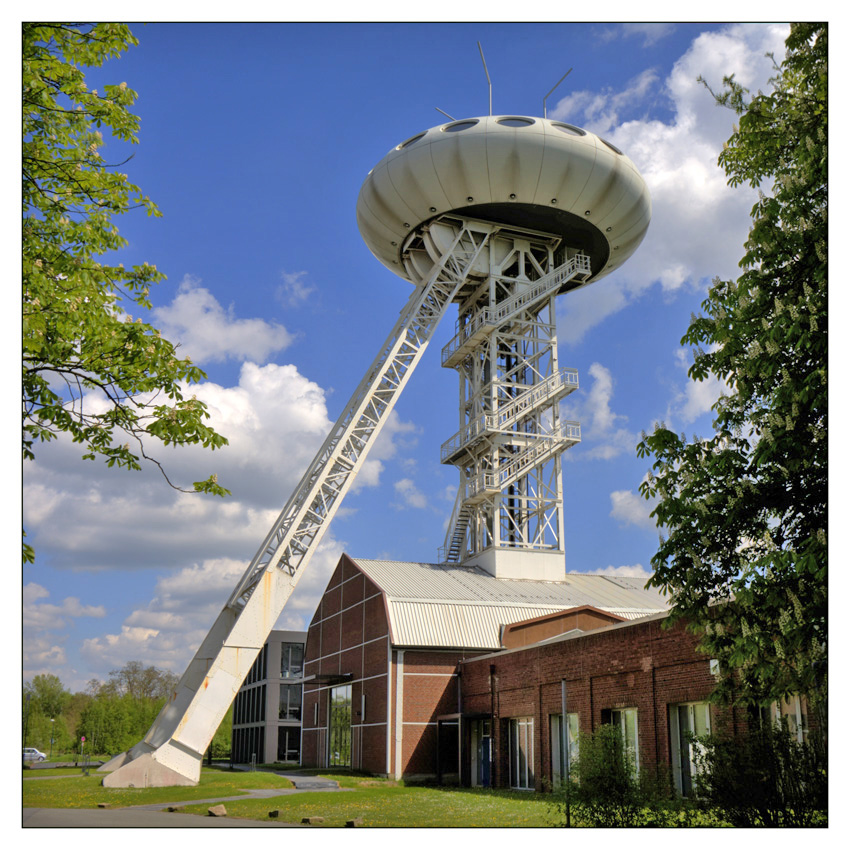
[101,216,497,787]
[438,225,590,564]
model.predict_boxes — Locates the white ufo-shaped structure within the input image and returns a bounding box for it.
[357,115,650,291]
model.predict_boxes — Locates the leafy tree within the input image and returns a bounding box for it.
[106,660,178,701]
[24,672,71,718]
[637,24,826,704]
[22,23,229,562]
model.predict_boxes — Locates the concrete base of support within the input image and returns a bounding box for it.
[101,752,199,788]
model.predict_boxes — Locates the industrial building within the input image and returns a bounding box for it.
[299,554,810,793]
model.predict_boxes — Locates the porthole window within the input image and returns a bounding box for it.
[552,122,586,136]
[600,137,623,155]
[397,132,426,150]
[443,120,479,132]
[497,117,535,127]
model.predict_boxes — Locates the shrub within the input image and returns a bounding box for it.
[694,721,827,827]
[571,724,644,827]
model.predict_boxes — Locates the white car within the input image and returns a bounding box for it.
[23,748,46,762]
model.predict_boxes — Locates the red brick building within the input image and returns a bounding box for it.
[300,554,670,782]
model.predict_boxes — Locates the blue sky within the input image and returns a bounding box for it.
[22,21,792,692]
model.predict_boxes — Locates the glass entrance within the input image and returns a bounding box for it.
[471,719,491,787]
[328,684,352,768]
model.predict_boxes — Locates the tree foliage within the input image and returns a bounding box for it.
[637,24,827,704]
[22,23,229,561]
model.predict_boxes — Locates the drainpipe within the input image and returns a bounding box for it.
[562,679,571,828]
[489,664,496,787]
[394,649,405,779]
[385,636,392,777]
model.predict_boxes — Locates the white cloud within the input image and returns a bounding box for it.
[595,563,652,578]
[278,270,315,307]
[598,23,676,47]
[23,582,106,631]
[393,477,428,509]
[666,348,730,427]
[153,275,294,365]
[79,538,344,674]
[610,489,657,530]
[556,24,789,345]
[562,363,637,460]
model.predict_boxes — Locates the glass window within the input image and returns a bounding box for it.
[609,708,639,773]
[509,717,535,790]
[669,702,710,796]
[549,713,578,787]
[551,122,586,136]
[329,684,352,768]
[761,694,809,743]
[397,132,425,149]
[497,117,534,127]
[279,683,302,721]
[443,120,478,132]
[600,137,623,155]
[281,643,304,678]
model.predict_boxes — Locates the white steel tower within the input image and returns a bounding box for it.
[100,113,650,787]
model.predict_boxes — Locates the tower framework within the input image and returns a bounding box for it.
[100,113,650,787]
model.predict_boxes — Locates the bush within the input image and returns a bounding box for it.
[571,724,644,827]
[694,721,827,827]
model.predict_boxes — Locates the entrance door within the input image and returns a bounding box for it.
[670,702,710,796]
[471,720,491,787]
[328,684,352,768]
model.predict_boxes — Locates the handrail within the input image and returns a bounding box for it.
[441,253,590,366]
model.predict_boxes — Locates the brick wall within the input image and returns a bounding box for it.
[302,555,390,774]
[460,614,750,791]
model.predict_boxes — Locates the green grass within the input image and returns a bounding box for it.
[177,785,561,827]
[22,766,293,809]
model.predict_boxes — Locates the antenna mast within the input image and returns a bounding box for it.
[543,67,573,118]
[478,42,492,115]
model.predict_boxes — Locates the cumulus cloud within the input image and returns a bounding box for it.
[23,583,106,681]
[23,582,106,631]
[598,23,676,47]
[556,24,789,345]
[80,538,344,674]
[610,489,657,530]
[595,563,652,579]
[153,275,294,364]
[393,478,428,509]
[562,363,637,460]
[666,348,730,427]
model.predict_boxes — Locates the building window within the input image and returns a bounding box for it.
[760,694,809,743]
[281,643,304,679]
[602,708,639,773]
[669,702,710,797]
[329,684,352,768]
[549,713,578,787]
[279,683,302,721]
[277,726,301,763]
[509,717,535,790]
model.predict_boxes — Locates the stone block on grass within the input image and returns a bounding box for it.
[208,804,227,817]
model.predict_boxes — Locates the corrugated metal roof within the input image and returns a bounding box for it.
[350,558,668,649]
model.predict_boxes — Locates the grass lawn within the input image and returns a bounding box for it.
[177,785,562,827]
[22,766,293,809]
